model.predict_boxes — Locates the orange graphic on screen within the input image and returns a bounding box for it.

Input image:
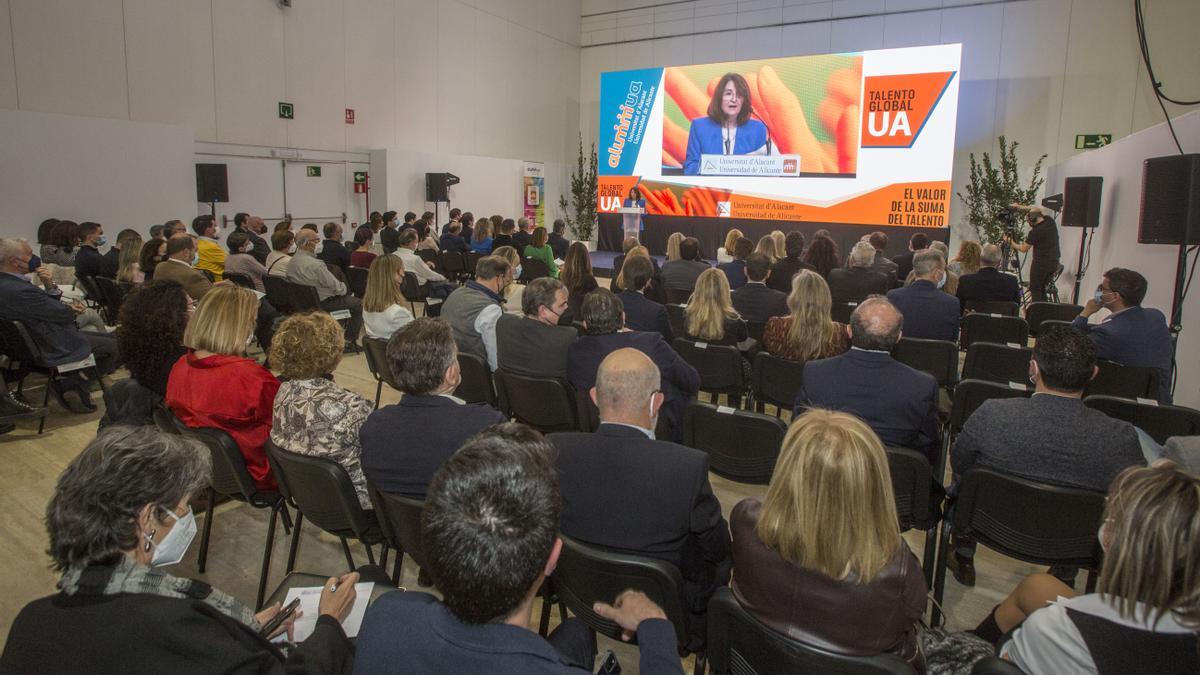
[860,72,955,148]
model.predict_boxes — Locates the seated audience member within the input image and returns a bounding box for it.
[496,278,576,379]
[955,243,1020,310]
[166,286,280,491]
[438,222,468,252]
[732,410,926,667]
[513,217,534,251]
[393,228,455,299]
[441,256,512,370]
[903,241,958,295]
[865,231,900,284]
[269,312,373,509]
[73,221,116,280]
[732,252,788,323]
[661,236,710,293]
[829,241,890,305]
[767,232,815,293]
[560,241,598,324]
[191,215,226,281]
[891,232,928,280]
[794,297,940,461]
[288,229,364,352]
[223,231,269,292]
[378,226,400,256]
[617,255,673,343]
[492,218,517,252]
[356,423,683,674]
[0,427,359,673]
[763,270,851,362]
[490,245,526,314]
[317,221,352,272]
[350,224,377,268]
[551,349,732,647]
[523,226,559,279]
[138,238,166,281]
[716,237,754,290]
[361,254,414,340]
[0,238,121,411]
[770,230,786,259]
[548,219,571,259]
[972,461,1199,674]
[685,268,749,347]
[266,229,295,277]
[447,209,467,241]
[115,281,189,398]
[468,218,493,253]
[115,233,144,285]
[568,289,699,441]
[610,237,641,283]
[1072,267,1173,403]
[613,244,665,302]
[716,228,743,264]
[40,219,76,267]
[163,219,187,237]
[754,235,779,264]
[359,318,506,497]
[886,248,960,342]
[802,233,841,280]
[949,240,982,276]
[232,212,270,264]
[947,325,1146,585]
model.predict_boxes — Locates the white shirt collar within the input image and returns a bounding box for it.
[167,257,192,266]
[605,421,655,439]
[437,392,466,405]
[850,346,891,354]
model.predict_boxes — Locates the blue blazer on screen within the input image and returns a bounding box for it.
[684,117,769,175]
[1072,306,1174,403]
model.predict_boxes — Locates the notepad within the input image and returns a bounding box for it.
[282,581,374,642]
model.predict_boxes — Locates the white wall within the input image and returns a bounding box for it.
[578,0,1200,243]
[1048,110,1200,409]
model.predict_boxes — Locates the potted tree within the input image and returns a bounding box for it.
[558,136,598,250]
[957,136,1047,245]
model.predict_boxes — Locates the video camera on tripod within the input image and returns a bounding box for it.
[996,206,1023,272]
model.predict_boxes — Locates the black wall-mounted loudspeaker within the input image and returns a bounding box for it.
[1062,176,1102,228]
[1138,154,1200,245]
[195,163,229,203]
[425,172,460,202]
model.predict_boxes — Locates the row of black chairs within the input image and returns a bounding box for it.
[0,318,109,434]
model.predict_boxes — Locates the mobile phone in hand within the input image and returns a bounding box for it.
[259,597,302,638]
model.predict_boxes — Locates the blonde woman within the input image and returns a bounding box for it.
[491,245,525,314]
[754,235,779,264]
[116,234,144,284]
[731,409,926,666]
[949,240,982,276]
[684,267,747,346]
[770,230,786,259]
[665,232,684,262]
[361,254,414,340]
[983,460,1200,673]
[717,228,744,264]
[762,269,851,362]
[269,312,374,509]
[165,285,280,491]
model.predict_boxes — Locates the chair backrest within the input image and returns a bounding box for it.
[362,338,403,393]
[682,402,786,484]
[959,313,1029,350]
[92,276,127,318]
[416,248,439,266]
[1025,302,1083,335]
[961,341,1034,386]
[284,279,322,311]
[74,274,104,304]
[665,304,687,340]
[707,587,916,675]
[224,272,255,289]
[673,339,746,394]
[953,468,1106,568]
[367,484,431,573]
[0,318,43,366]
[552,536,690,648]
[831,301,858,324]
[463,251,482,276]
[266,440,374,538]
[885,447,939,532]
[750,352,805,411]
[664,287,692,305]
[153,405,190,435]
[745,320,766,343]
[453,351,496,405]
[891,337,958,387]
[439,251,466,276]
[261,275,295,314]
[1085,360,1160,400]
[493,369,579,432]
[947,378,1031,434]
[345,266,369,297]
[520,256,550,282]
[970,656,1030,675]
[963,300,1019,316]
[185,426,265,502]
[1036,319,1073,335]
[1084,395,1200,445]
[400,272,427,301]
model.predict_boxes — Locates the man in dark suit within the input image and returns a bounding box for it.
[233,212,270,264]
[548,219,571,259]
[891,232,929,281]
[316,221,352,273]
[767,231,816,293]
[73,222,116,280]
[716,237,753,290]
[551,348,732,648]
[1072,267,1174,403]
[443,207,462,241]
[793,297,941,461]
[438,222,469,252]
[491,219,517,252]
[887,249,960,342]
[568,289,699,441]
[732,253,788,323]
[512,217,533,251]
[356,424,683,673]
[955,243,1020,311]
[866,231,899,286]
[661,236,710,295]
[496,278,576,379]
[828,241,890,304]
[616,255,672,343]
[359,318,507,497]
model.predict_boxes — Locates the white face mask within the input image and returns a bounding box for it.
[191,252,200,266]
[287,243,297,254]
[514,264,523,280]
[146,507,197,567]
[241,244,252,254]
[936,270,947,289]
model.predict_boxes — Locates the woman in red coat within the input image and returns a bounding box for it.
[166,285,280,491]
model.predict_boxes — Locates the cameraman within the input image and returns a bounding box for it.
[1005,203,1060,302]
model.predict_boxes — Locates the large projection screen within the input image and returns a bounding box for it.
[597,44,962,229]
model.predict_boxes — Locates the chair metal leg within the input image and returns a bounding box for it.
[257,502,282,611]
[391,552,403,587]
[374,381,382,409]
[285,511,304,573]
[340,537,356,571]
[365,542,377,566]
[37,374,51,434]
[379,544,390,571]
[197,487,216,573]
[1084,569,1097,593]
[922,525,939,588]
[692,651,707,675]
[930,519,952,627]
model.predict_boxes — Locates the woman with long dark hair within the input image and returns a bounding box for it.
[683,72,772,175]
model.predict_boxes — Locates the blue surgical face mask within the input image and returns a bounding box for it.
[936,270,947,289]
[147,507,197,567]
[28,254,42,272]
[191,252,200,266]
[96,235,107,247]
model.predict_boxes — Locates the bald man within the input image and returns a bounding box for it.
[549,349,731,648]
[792,297,941,461]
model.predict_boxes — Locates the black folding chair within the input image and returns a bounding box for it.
[749,352,805,415]
[362,337,401,408]
[494,369,580,432]
[1084,395,1200,445]
[367,485,430,587]
[961,342,1033,386]
[0,319,108,434]
[153,404,190,435]
[932,469,1106,625]
[416,248,439,267]
[463,251,482,276]
[92,276,128,319]
[1037,319,1073,335]
[892,337,958,391]
[399,272,428,316]
[682,402,787,485]
[959,313,1029,351]
[939,379,1031,480]
[665,287,693,305]
[551,535,706,675]
[1025,302,1083,336]
[666,304,688,340]
[73,275,107,317]
[674,339,747,405]
[452,352,496,406]
[438,251,467,281]
[262,275,295,315]
[282,279,322,312]
[707,587,915,675]
[345,266,369,298]
[963,300,1019,316]
[831,301,858,324]
[1084,360,1160,400]
[519,257,551,283]
[886,446,942,585]
[223,272,255,289]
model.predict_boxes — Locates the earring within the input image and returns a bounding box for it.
[143,529,156,552]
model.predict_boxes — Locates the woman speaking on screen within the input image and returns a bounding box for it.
[683,72,772,175]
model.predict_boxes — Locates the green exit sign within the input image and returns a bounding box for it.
[306,166,321,177]
[278,101,294,119]
[353,171,367,184]
[1075,134,1111,149]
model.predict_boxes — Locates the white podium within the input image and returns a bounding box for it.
[616,206,644,241]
